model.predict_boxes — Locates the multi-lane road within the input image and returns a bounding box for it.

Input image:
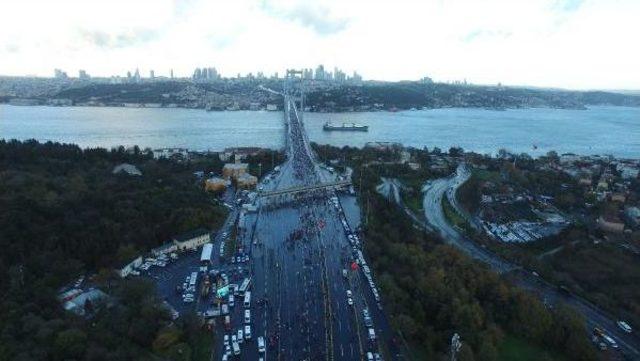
[216,95,399,360]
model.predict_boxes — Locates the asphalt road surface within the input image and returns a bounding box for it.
[215,96,400,361]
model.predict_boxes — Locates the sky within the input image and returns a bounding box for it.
[0,0,638,90]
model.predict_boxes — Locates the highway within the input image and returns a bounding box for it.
[421,164,640,360]
[216,89,399,360]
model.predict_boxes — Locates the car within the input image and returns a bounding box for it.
[617,321,633,333]
[236,256,242,263]
[368,328,376,341]
[244,309,251,324]
[229,295,235,307]
[257,336,266,353]
[224,344,231,355]
[221,354,228,361]
[244,255,249,262]
[374,353,382,361]
[347,298,353,306]
[237,329,244,343]
[366,352,374,361]
[223,335,229,344]
[346,290,352,297]
[231,335,236,343]
[232,341,240,355]
[244,325,251,339]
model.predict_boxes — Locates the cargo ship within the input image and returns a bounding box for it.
[322,122,369,131]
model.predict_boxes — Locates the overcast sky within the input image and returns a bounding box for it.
[0,0,638,90]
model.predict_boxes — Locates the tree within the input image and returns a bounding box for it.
[54,328,87,360]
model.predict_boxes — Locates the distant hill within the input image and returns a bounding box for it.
[1,76,639,111]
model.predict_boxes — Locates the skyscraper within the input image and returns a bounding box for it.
[315,65,325,81]
[170,69,174,79]
[149,70,155,79]
[54,69,68,79]
[78,69,90,80]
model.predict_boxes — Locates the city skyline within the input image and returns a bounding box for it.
[1,0,640,90]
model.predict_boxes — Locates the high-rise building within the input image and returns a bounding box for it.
[78,69,90,80]
[54,69,68,79]
[133,68,141,82]
[149,70,155,79]
[170,69,174,79]
[315,65,325,81]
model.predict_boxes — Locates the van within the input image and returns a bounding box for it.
[244,309,251,324]
[257,336,266,353]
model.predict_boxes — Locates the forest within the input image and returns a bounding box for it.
[0,140,228,360]
[315,143,597,360]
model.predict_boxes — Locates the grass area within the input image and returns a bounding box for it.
[191,331,214,361]
[401,191,423,215]
[223,226,238,259]
[473,168,501,183]
[442,194,471,232]
[498,335,564,361]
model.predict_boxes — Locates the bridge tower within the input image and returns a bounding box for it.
[284,69,305,121]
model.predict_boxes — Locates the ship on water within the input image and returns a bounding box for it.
[322,122,369,131]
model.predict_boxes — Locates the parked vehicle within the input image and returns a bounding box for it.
[244,309,251,324]
[258,336,266,353]
[244,325,251,339]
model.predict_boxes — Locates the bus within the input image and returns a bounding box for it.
[189,272,198,288]
[243,291,251,308]
[238,277,251,296]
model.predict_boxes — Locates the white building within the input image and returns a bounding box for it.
[173,228,211,251]
[116,256,143,278]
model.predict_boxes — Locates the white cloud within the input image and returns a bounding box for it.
[0,0,638,89]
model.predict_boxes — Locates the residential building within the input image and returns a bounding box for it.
[597,216,625,233]
[173,228,211,251]
[205,177,228,192]
[223,162,249,180]
[237,173,258,189]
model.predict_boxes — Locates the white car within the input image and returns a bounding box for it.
[237,329,244,343]
[367,352,374,361]
[347,298,353,306]
[346,290,352,298]
[618,321,633,333]
[257,336,266,353]
[244,309,251,324]
[244,325,251,339]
